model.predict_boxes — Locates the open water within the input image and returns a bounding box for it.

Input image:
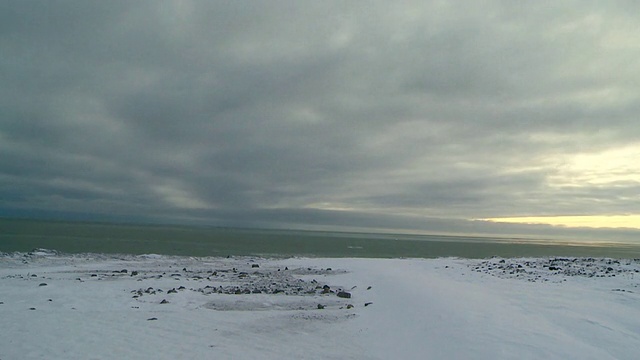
[2,218,640,259]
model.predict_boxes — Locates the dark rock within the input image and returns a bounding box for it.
[39,283,47,287]
[317,304,325,309]
[29,307,36,310]
[31,274,37,277]
[131,271,138,276]
[160,299,169,304]
[364,302,373,307]
[147,317,158,321]
[367,286,372,290]
[337,291,351,299]
[48,299,52,302]
[120,269,128,273]
[346,304,354,309]
[252,264,259,268]
[91,274,97,277]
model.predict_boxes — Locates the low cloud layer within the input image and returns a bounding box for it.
[2,1,640,240]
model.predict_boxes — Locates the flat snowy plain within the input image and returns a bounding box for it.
[1,250,639,359]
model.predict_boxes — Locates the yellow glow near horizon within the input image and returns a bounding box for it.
[482,215,640,229]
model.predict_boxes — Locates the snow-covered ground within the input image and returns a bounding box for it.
[1,250,639,359]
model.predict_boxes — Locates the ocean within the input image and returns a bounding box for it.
[1,218,640,259]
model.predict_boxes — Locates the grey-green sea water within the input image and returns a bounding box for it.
[2,218,640,259]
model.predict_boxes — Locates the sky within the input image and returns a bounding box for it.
[1,1,640,242]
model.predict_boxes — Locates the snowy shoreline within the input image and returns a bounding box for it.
[2,250,640,359]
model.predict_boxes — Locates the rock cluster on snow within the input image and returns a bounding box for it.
[470,257,640,283]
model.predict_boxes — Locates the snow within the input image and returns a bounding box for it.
[1,251,639,359]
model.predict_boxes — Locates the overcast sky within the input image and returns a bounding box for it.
[2,1,639,240]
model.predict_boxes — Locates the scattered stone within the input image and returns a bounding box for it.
[252,264,259,268]
[131,271,138,276]
[337,291,351,299]
[167,288,178,294]
[48,299,52,302]
[364,302,373,307]
[29,307,36,310]
[367,286,372,290]
[160,299,169,304]
[39,283,47,287]
[317,304,325,309]
[31,274,37,277]
[346,304,354,309]
[147,317,158,321]
[120,269,128,273]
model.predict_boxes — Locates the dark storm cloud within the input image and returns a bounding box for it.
[2,1,640,238]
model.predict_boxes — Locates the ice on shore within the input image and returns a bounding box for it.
[1,251,639,359]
